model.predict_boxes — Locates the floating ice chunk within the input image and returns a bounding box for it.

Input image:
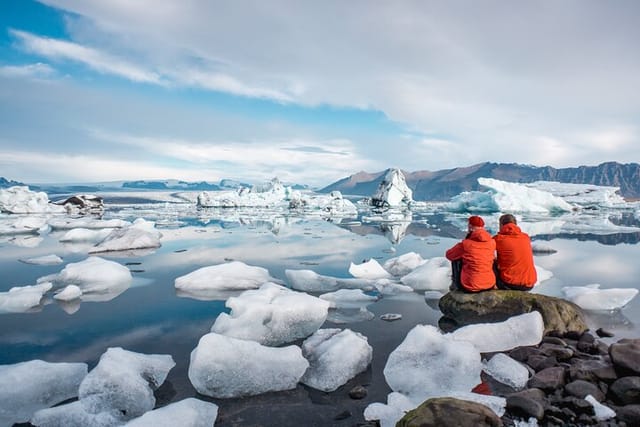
[79,347,174,421]
[364,392,416,427]
[211,283,330,346]
[0,215,48,235]
[198,178,292,208]
[124,398,218,427]
[19,254,63,265]
[383,325,482,402]
[89,219,161,253]
[54,285,82,301]
[400,257,451,291]
[526,181,627,209]
[31,398,121,427]
[48,217,129,230]
[482,353,530,390]
[60,228,113,242]
[562,284,639,310]
[531,242,557,254]
[176,261,280,291]
[585,394,616,420]
[371,168,413,207]
[373,279,414,295]
[0,282,52,313]
[380,313,402,321]
[301,328,372,392]
[383,252,425,277]
[349,259,392,280]
[319,289,379,308]
[478,178,575,213]
[188,332,308,398]
[0,359,87,426]
[290,191,358,216]
[38,257,132,296]
[285,269,375,292]
[0,186,65,214]
[449,311,544,353]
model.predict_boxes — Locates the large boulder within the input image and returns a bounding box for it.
[396,397,503,427]
[438,290,588,335]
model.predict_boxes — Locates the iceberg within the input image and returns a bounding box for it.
[0,215,48,235]
[289,191,358,217]
[319,289,379,308]
[449,311,544,353]
[210,282,330,346]
[0,359,87,426]
[370,168,413,208]
[562,284,639,310]
[383,252,425,277]
[482,353,530,390]
[48,217,129,230]
[349,258,392,279]
[53,284,82,301]
[89,218,162,253]
[383,324,482,402]
[124,398,218,427]
[285,269,375,292]
[175,261,280,291]
[400,257,451,291]
[0,282,52,313]
[197,177,293,208]
[37,256,132,299]
[525,181,627,208]
[19,254,63,265]
[300,328,373,392]
[0,186,66,214]
[188,332,308,398]
[60,228,113,243]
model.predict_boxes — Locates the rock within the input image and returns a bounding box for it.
[509,346,541,363]
[348,385,367,400]
[609,376,640,405]
[508,387,547,403]
[596,328,615,338]
[396,397,503,427]
[333,410,351,420]
[527,355,558,372]
[438,290,588,335]
[59,194,104,215]
[610,338,640,376]
[568,358,618,383]
[615,404,640,426]
[527,367,566,391]
[539,343,574,361]
[564,379,605,402]
[506,395,544,420]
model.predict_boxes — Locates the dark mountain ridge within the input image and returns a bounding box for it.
[320,162,640,201]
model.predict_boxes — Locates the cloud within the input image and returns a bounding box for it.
[0,62,56,79]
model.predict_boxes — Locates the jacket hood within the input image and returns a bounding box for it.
[468,228,492,242]
[499,223,522,235]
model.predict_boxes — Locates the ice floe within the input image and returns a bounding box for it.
[210,282,330,346]
[89,218,162,253]
[175,261,280,292]
[59,228,113,243]
[400,257,451,292]
[349,258,392,279]
[188,332,308,398]
[382,252,425,277]
[300,328,372,392]
[124,398,218,427]
[319,289,379,308]
[562,284,639,310]
[0,215,49,235]
[19,254,63,265]
[0,359,87,426]
[285,269,375,292]
[48,217,129,230]
[0,282,52,313]
[53,284,83,301]
[0,186,66,214]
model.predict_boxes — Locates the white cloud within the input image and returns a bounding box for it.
[0,62,56,79]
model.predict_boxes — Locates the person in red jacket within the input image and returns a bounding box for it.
[445,216,496,292]
[493,214,537,291]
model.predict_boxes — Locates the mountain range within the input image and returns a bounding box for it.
[320,161,640,201]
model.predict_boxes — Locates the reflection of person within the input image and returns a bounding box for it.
[445,216,496,292]
[493,214,537,291]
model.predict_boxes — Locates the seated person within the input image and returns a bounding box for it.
[445,216,496,292]
[493,214,537,291]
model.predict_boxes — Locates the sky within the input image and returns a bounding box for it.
[0,0,639,188]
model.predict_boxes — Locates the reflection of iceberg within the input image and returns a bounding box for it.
[584,309,634,332]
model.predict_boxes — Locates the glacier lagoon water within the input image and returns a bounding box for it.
[1,193,640,425]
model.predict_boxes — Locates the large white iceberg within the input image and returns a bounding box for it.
[300,328,373,392]
[60,228,113,243]
[197,177,293,208]
[562,284,639,311]
[0,186,66,214]
[37,257,132,300]
[0,359,87,426]
[0,215,48,235]
[371,168,413,208]
[449,311,544,353]
[526,181,627,208]
[285,269,375,292]
[0,282,52,313]
[32,347,175,426]
[188,332,308,398]
[124,398,218,427]
[383,252,425,277]
[400,257,451,291]
[319,289,379,308]
[349,258,392,279]
[89,218,162,253]
[210,282,330,346]
[383,324,482,402]
[175,261,280,291]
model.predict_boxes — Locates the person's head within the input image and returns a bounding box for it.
[499,214,517,227]
[468,215,485,231]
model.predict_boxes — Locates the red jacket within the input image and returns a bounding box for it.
[494,223,537,287]
[446,228,496,292]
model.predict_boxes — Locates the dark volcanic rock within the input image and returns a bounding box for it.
[506,395,544,420]
[610,338,640,376]
[528,367,566,391]
[396,397,503,427]
[348,385,367,400]
[564,379,605,402]
[568,358,618,383]
[609,376,640,405]
[616,404,640,426]
[438,290,588,335]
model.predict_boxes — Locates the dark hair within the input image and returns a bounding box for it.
[499,214,517,226]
